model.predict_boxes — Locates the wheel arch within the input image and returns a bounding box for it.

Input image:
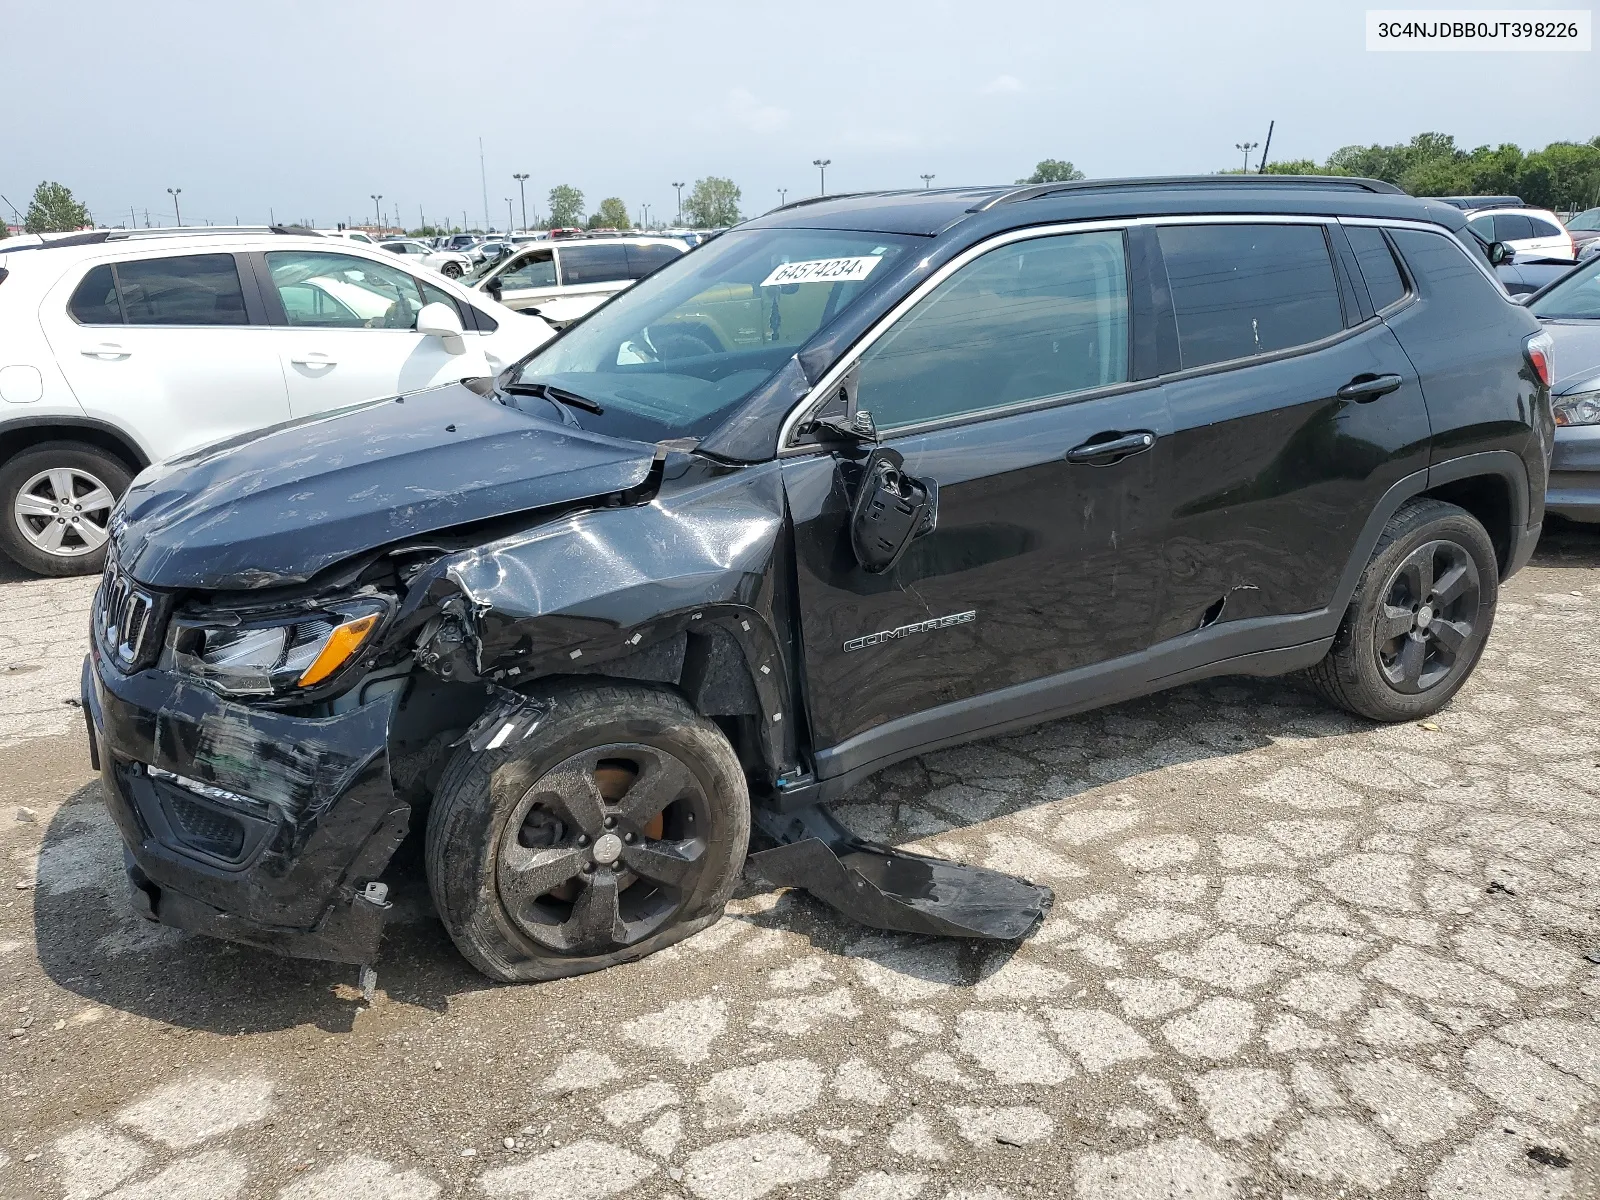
[0,417,151,476]
[1420,452,1529,579]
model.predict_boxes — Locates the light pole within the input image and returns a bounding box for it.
[505,198,514,234]
[370,194,383,230]
[777,188,787,206]
[1234,142,1258,174]
[813,158,831,196]
[920,173,935,188]
[167,188,182,225]
[512,173,529,231]
[671,182,685,225]
[641,203,651,230]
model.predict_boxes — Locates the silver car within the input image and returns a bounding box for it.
[466,236,688,327]
[1526,256,1600,522]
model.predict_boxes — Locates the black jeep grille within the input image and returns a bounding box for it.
[95,557,163,672]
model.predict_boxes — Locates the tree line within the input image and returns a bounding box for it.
[1259,132,1600,211]
[544,177,742,230]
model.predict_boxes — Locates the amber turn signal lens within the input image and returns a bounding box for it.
[296,614,380,687]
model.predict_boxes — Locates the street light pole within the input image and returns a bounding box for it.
[505,198,514,234]
[513,173,529,231]
[1234,142,1258,174]
[167,188,182,225]
[777,188,787,206]
[920,174,935,188]
[371,194,383,230]
[672,182,685,224]
[813,158,831,196]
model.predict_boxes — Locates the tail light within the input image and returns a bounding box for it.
[1525,330,1554,389]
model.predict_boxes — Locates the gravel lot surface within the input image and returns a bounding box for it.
[1,529,1598,1200]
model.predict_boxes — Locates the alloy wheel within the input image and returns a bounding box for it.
[13,467,116,558]
[1373,539,1481,694]
[496,743,709,955]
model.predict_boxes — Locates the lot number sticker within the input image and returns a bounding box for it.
[760,256,882,287]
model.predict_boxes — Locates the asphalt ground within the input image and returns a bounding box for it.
[1,526,1598,1200]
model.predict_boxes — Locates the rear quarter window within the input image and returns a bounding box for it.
[1344,226,1409,311]
[69,264,123,324]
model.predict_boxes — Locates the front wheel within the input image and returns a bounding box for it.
[1306,498,1498,722]
[0,442,132,576]
[425,682,750,983]
[441,262,463,278]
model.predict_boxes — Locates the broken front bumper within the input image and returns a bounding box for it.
[81,650,407,965]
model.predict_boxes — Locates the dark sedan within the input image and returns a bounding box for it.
[1527,256,1600,522]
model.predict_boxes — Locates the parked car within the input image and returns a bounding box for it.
[1465,206,1576,260]
[377,238,472,279]
[1495,251,1583,297]
[1523,255,1600,522]
[1565,207,1600,257]
[0,227,552,575]
[317,229,379,246]
[440,234,480,253]
[546,227,585,240]
[82,176,1551,983]
[466,236,687,327]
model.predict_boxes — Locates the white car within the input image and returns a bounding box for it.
[468,236,688,327]
[1465,207,1576,261]
[316,229,380,245]
[0,227,552,575]
[378,238,473,279]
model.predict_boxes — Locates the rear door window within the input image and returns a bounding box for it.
[69,265,123,324]
[1156,224,1344,369]
[1467,215,1496,241]
[115,254,249,325]
[1344,226,1409,311]
[625,243,683,279]
[559,244,631,285]
[1493,213,1534,242]
[1528,217,1563,239]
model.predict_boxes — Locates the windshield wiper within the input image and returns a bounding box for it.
[502,381,604,414]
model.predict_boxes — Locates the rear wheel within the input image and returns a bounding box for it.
[425,682,749,983]
[1306,499,1498,722]
[441,262,463,279]
[0,442,132,576]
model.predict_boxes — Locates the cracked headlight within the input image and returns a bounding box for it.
[1553,389,1600,427]
[166,600,387,697]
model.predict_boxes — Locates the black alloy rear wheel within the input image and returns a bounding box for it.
[1307,498,1498,722]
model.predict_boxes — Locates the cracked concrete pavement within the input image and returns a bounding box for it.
[1,530,1598,1200]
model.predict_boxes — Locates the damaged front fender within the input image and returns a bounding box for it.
[399,457,799,777]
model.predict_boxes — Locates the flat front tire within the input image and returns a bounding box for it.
[425,682,750,983]
[1306,498,1498,722]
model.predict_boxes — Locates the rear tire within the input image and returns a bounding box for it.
[441,262,463,279]
[425,681,749,983]
[0,442,132,577]
[1306,499,1498,722]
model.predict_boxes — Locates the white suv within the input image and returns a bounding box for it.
[0,227,552,576]
[467,236,688,327]
[1465,206,1577,260]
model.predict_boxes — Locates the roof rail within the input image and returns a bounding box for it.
[0,225,323,255]
[969,175,1406,211]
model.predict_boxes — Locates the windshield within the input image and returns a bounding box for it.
[1567,208,1600,232]
[1531,257,1600,319]
[509,228,919,441]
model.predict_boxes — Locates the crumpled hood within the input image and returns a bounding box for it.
[115,383,657,590]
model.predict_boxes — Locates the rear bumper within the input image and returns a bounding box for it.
[1546,424,1600,523]
[82,651,407,965]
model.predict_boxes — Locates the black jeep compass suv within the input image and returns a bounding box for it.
[84,177,1554,982]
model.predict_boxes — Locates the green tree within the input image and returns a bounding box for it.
[1017,159,1085,184]
[684,177,741,228]
[547,184,585,228]
[1259,159,1332,175]
[592,197,630,228]
[25,181,90,233]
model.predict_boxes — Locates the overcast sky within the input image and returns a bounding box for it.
[4,0,1596,230]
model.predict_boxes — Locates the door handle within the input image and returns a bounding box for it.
[1336,373,1403,402]
[290,354,337,367]
[81,344,130,360]
[1065,430,1156,466]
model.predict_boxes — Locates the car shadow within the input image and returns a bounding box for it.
[1533,517,1600,567]
[31,668,1371,1035]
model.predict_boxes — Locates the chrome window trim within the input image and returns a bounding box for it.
[1337,216,1516,300]
[778,212,1364,454]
